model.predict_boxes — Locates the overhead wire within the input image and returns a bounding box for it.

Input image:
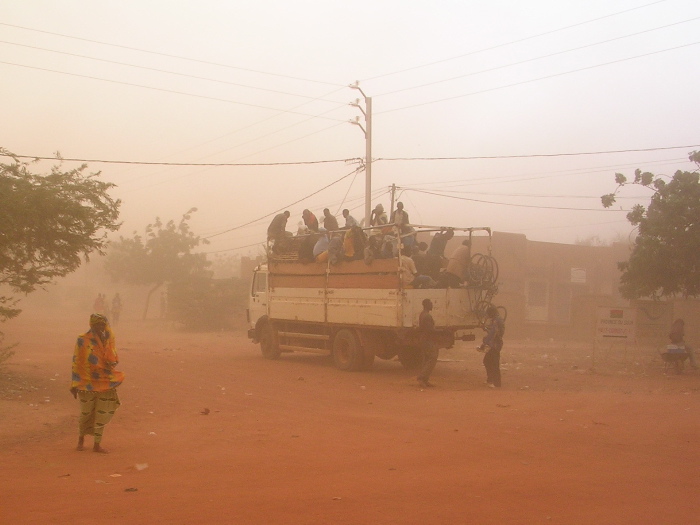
[406,188,626,212]
[0,39,347,103]
[203,166,364,239]
[362,0,669,82]
[376,41,700,115]
[374,16,700,98]
[0,22,345,87]
[0,60,348,121]
[5,144,695,168]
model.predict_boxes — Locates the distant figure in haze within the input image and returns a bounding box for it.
[669,319,697,368]
[302,209,319,232]
[417,299,439,388]
[313,229,331,262]
[70,313,124,453]
[342,209,359,229]
[93,293,105,315]
[322,208,339,232]
[478,306,505,388]
[111,293,122,326]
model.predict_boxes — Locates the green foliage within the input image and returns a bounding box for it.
[106,208,209,284]
[105,209,211,318]
[0,149,121,321]
[167,276,249,330]
[602,151,700,299]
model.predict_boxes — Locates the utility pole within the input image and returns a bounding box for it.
[349,82,372,226]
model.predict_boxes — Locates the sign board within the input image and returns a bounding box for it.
[570,267,587,284]
[596,307,636,343]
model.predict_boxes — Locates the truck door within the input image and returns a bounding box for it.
[249,269,268,328]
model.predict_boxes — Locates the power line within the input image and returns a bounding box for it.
[362,0,669,82]
[407,188,624,212]
[204,166,364,239]
[0,60,349,122]
[376,145,700,161]
[377,41,700,114]
[6,144,695,168]
[0,152,359,167]
[0,39,348,104]
[0,22,345,88]
[375,16,700,98]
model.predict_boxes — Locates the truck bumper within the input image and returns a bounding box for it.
[247,328,258,343]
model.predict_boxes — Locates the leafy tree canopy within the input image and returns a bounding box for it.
[0,149,121,321]
[602,151,700,299]
[105,209,210,318]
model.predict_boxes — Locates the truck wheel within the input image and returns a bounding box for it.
[259,323,281,360]
[398,346,424,370]
[333,329,362,371]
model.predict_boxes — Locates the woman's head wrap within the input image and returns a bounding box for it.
[89,313,109,327]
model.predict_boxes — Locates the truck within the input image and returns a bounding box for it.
[246,225,500,371]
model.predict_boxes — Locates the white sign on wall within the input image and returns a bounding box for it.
[596,307,636,343]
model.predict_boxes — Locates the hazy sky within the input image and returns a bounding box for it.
[2,0,699,256]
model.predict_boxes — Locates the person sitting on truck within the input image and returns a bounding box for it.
[327,234,345,265]
[364,235,382,265]
[313,229,330,262]
[417,299,439,388]
[440,239,471,288]
[343,226,366,260]
[412,244,430,276]
[322,208,339,232]
[342,209,359,229]
[302,209,319,232]
[298,230,318,262]
[400,249,437,289]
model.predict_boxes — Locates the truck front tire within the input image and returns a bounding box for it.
[332,329,362,371]
[259,322,281,360]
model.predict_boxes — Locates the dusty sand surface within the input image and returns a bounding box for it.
[1,312,699,525]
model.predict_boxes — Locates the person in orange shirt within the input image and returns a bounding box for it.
[70,313,125,453]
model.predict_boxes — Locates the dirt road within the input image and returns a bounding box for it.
[1,314,699,524]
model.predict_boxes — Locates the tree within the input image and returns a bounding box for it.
[0,149,121,322]
[601,151,700,299]
[105,209,210,319]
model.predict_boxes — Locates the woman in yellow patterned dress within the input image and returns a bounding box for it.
[70,313,125,453]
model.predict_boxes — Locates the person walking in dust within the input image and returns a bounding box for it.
[478,306,505,388]
[417,299,440,388]
[70,314,125,453]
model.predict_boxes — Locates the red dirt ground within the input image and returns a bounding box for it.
[1,312,699,525]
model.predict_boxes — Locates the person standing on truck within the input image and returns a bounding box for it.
[322,208,339,231]
[442,239,471,288]
[427,228,454,257]
[478,305,505,388]
[302,209,319,232]
[267,211,290,242]
[342,209,359,229]
[390,201,410,228]
[417,299,439,388]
